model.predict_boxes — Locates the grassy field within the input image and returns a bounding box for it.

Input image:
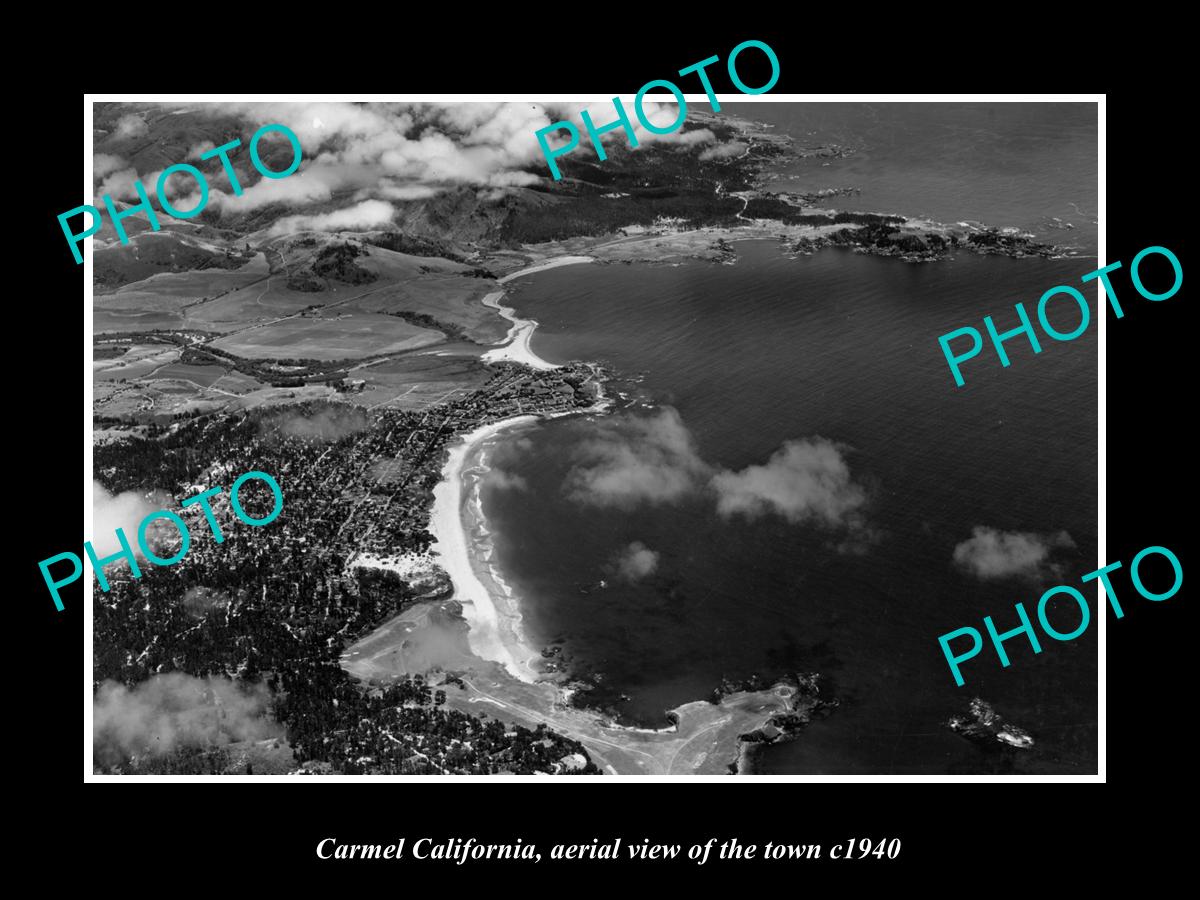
[210,312,443,360]
[91,231,516,421]
[345,247,508,344]
[98,261,269,305]
[93,328,488,421]
[350,349,490,411]
[95,233,509,341]
[95,308,187,333]
[95,232,266,293]
[93,340,274,421]
[94,344,181,380]
[94,243,269,334]
[149,362,228,387]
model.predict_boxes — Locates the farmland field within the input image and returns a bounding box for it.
[210,313,443,360]
[93,345,180,380]
[96,249,269,302]
[350,348,490,410]
[94,308,186,333]
[148,362,230,388]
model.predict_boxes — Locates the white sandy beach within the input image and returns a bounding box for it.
[496,255,595,285]
[428,416,544,683]
[479,292,554,370]
[480,256,594,370]
[343,253,799,772]
[430,255,603,682]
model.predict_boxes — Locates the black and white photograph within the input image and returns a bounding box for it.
[77,94,1110,779]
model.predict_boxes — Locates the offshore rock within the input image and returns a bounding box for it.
[948,698,1034,749]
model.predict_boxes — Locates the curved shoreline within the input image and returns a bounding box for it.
[349,255,814,772]
[428,416,544,683]
[429,392,613,684]
[479,256,593,370]
[430,255,600,681]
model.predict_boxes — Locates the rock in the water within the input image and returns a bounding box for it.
[948,698,1034,749]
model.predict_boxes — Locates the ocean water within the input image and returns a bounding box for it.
[480,104,1098,774]
[747,101,1099,254]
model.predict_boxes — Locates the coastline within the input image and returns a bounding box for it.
[428,415,545,683]
[430,256,610,683]
[343,253,819,773]
[479,256,593,370]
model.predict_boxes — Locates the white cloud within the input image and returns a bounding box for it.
[537,99,716,163]
[660,127,716,147]
[371,183,441,201]
[611,541,660,582]
[710,438,867,529]
[113,113,148,139]
[486,170,541,188]
[92,101,723,224]
[92,480,171,564]
[96,167,141,202]
[487,469,528,491]
[94,153,128,179]
[266,199,396,236]
[211,102,709,190]
[563,407,709,509]
[186,140,216,160]
[700,141,748,161]
[190,101,560,194]
[94,673,281,766]
[952,527,1076,580]
[200,167,342,214]
[561,410,873,546]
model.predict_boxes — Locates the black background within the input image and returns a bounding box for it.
[14,22,1188,885]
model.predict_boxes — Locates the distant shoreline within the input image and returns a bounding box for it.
[479,256,594,370]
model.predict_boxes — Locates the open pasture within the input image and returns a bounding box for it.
[347,248,507,343]
[209,312,443,360]
[183,274,335,330]
[94,308,186,334]
[350,350,489,411]
[148,362,230,388]
[94,344,180,380]
[96,238,269,298]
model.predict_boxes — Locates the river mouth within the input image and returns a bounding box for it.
[340,597,802,776]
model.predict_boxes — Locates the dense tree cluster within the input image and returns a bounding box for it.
[498,125,780,245]
[791,220,1056,262]
[177,343,376,387]
[124,745,234,775]
[94,368,603,775]
[364,231,469,262]
[965,228,1056,256]
[743,203,908,227]
[383,310,473,342]
[283,242,378,290]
